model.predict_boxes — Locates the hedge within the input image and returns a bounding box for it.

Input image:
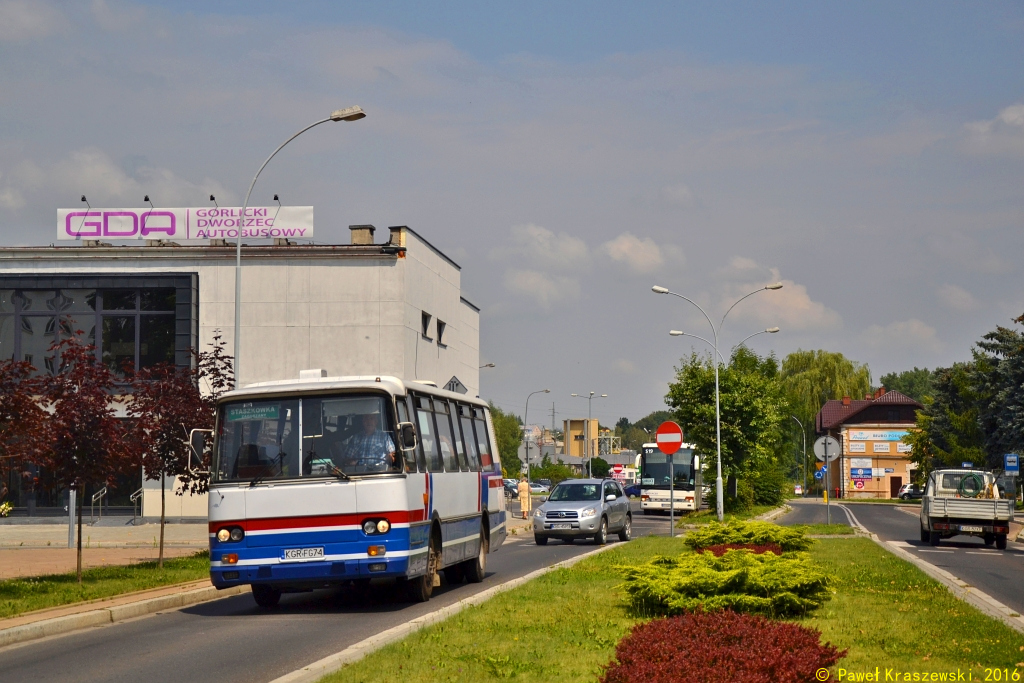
[683,520,813,552]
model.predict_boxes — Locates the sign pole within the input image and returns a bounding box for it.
[669,453,675,538]
[824,438,830,525]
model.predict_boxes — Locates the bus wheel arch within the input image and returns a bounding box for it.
[463,514,488,583]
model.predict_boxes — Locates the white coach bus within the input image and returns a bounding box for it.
[203,373,507,608]
[637,442,701,514]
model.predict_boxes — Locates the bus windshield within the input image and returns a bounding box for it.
[213,393,400,483]
[640,448,694,490]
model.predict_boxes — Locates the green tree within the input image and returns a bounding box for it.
[591,457,611,478]
[916,363,987,470]
[879,367,934,402]
[489,403,523,478]
[973,314,1024,462]
[781,349,872,474]
[665,347,789,508]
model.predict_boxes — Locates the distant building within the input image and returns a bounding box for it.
[816,388,923,499]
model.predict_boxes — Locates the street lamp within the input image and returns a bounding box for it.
[791,415,807,498]
[571,392,607,477]
[525,389,550,489]
[732,327,780,353]
[653,282,783,521]
[233,106,366,387]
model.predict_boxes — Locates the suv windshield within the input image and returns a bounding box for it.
[548,483,601,501]
[213,393,400,483]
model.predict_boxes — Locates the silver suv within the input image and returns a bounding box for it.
[532,478,632,545]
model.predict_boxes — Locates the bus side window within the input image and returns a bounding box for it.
[433,399,460,472]
[474,408,494,468]
[458,405,481,472]
[447,400,471,471]
[414,395,442,473]
[396,396,418,473]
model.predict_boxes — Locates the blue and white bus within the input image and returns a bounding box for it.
[638,442,701,514]
[205,373,507,607]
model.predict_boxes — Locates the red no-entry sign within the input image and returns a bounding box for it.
[656,421,683,455]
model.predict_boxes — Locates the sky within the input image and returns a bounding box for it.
[1,1,1023,427]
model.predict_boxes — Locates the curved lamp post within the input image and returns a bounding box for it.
[791,415,807,498]
[653,282,782,521]
[233,106,366,387]
[571,392,607,477]
[524,389,550,490]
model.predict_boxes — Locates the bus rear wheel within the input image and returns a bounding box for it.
[462,523,488,583]
[251,584,281,609]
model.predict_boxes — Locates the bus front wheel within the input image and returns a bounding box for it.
[406,536,440,602]
[251,584,281,609]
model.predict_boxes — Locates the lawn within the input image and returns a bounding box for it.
[796,523,857,535]
[678,503,781,524]
[0,551,210,619]
[323,535,1024,683]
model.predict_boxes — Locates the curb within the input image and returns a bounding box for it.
[270,542,621,683]
[0,583,249,649]
[753,504,791,522]
[837,504,1024,635]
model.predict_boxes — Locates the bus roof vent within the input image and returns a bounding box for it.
[412,380,438,387]
[299,369,327,381]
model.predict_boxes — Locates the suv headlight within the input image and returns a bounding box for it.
[581,507,597,517]
[533,508,544,518]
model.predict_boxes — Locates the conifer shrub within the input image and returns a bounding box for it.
[600,611,846,683]
[684,520,812,552]
[619,549,833,617]
[701,542,781,557]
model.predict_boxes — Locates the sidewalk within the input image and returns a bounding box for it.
[0,522,209,580]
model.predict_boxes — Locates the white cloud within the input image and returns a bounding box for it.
[503,269,580,310]
[862,319,942,354]
[612,358,636,374]
[491,224,590,270]
[90,0,146,32]
[660,184,694,207]
[0,0,66,41]
[719,260,841,331]
[0,187,25,209]
[937,284,977,312]
[963,103,1024,156]
[601,232,684,274]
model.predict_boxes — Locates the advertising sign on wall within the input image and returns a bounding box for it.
[849,442,866,453]
[848,430,908,441]
[873,442,892,453]
[58,206,314,241]
[850,457,872,470]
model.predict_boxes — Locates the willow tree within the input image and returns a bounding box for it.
[781,349,872,447]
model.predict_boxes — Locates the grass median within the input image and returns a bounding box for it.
[0,550,210,620]
[323,535,1024,683]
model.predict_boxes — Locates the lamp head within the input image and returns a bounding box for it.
[80,195,87,203]
[669,330,684,336]
[600,394,607,398]
[766,326,780,333]
[273,194,280,202]
[209,194,216,202]
[143,195,150,202]
[651,286,669,294]
[330,106,366,122]
[571,393,579,397]
[765,282,783,290]
[543,389,550,393]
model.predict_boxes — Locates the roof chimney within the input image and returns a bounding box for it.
[349,224,376,245]
[873,387,886,399]
[842,396,851,406]
[388,225,407,247]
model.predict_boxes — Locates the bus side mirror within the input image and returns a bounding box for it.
[188,428,213,475]
[399,422,418,451]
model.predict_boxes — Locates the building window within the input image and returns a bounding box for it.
[421,311,432,340]
[887,409,900,422]
[436,319,446,347]
[0,274,196,375]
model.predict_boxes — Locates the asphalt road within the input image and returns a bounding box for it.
[783,499,1024,616]
[0,505,669,683]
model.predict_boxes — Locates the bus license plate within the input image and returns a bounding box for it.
[551,523,572,530]
[282,547,324,561]
[959,525,983,533]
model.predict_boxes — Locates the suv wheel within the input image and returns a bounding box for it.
[534,534,549,546]
[618,514,632,542]
[594,517,608,545]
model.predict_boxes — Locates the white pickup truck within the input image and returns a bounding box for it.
[920,469,1014,549]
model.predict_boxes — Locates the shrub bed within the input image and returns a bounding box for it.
[701,542,781,557]
[600,611,846,683]
[684,520,812,552]
[619,548,833,617]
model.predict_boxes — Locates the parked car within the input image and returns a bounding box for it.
[536,478,552,489]
[529,483,549,494]
[624,483,641,498]
[532,478,632,545]
[503,482,519,499]
[898,483,924,501]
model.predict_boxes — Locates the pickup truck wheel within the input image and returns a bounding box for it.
[929,531,941,546]
[996,534,1008,550]
[920,526,929,543]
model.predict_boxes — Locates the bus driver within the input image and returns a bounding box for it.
[341,410,398,472]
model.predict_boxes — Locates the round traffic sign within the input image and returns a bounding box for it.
[813,436,840,462]
[814,470,824,480]
[656,421,683,455]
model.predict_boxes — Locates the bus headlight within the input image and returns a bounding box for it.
[230,527,245,542]
[362,518,391,535]
[217,529,230,542]
[376,520,390,533]
[216,527,244,543]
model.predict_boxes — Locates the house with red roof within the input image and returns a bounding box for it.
[815,387,923,499]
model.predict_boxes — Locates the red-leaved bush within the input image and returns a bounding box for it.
[701,542,782,557]
[600,611,845,683]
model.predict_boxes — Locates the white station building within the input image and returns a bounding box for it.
[0,225,480,519]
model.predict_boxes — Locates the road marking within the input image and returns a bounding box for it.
[966,551,999,555]
[888,541,913,548]
[918,549,954,553]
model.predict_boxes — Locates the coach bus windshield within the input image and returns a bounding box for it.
[640,447,695,490]
[213,393,400,483]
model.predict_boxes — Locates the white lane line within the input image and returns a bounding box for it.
[889,541,913,548]
[966,551,1000,555]
[836,504,869,533]
[918,549,954,553]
